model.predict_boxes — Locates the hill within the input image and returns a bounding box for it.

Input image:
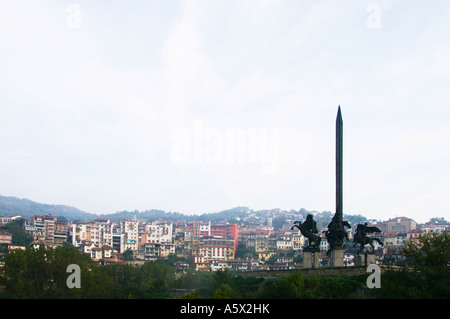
[96,206,250,223]
[0,194,368,225]
[0,195,250,222]
[0,195,97,222]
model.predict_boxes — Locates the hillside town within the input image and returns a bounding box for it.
[0,211,448,272]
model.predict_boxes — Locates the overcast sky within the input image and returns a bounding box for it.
[1,1,449,223]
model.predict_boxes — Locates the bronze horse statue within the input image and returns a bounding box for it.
[291,214,321,250]
[353,223,383,252]
[323,213,351,255]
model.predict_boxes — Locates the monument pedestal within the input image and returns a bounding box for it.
[356,252,376,267]
[303,248,320,269]
[330,248,344,268]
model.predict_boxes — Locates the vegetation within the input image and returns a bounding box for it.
[0,246,109,298]
[1,234,448,299]
[0,194,379,225]
[1,218,33,246]
[235,243,258,259]
[0,198,448,299]
[0,195,96,222]
[0,195,250,222]
[403,231,450,272]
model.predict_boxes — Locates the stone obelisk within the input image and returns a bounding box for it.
[326,105,349,267]
[336,105,343,225]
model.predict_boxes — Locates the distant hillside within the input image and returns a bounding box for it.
[0,194,371,225]
[0,195,97,222]
[98,206,251,223]
[0,195,250,223]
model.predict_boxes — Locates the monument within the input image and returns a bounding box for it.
[323,106,351,267]
[292,214,320,268]
[353,223,383,266]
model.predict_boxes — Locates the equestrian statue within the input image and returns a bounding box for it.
[353,223,383,252]
[291,214,321,250]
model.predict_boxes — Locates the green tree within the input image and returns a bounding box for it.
[427,217,449,224]
[139,260,176,298]
[264,254,277,265]
[272,216,287,229]
[376,231,450,299]
[212,269,232,289]
[0,246,112,298]
[3,218,33,246]
[235,243,257,259]
[258,271,305,299]
[101,263,142,298]
[212,284,236,299]
[122,248,133,261]
[403,231,450,272]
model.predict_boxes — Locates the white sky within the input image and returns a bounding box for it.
[1,0,449,224]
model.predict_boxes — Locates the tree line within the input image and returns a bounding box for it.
[1,232,449,299]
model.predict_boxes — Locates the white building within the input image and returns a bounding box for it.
[143,242,176,261]
[145,221,173,244]
[121,219,139,252]
[276,235,293,251]
[0,215,21,225]
[73,219,120,254]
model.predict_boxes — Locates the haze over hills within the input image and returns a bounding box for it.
[0,195,97,222]
[0,194,372,225]
[0,195,268,222]
[1,194,447,226]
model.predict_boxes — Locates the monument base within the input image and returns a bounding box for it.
[330,248,344,268]
[303,248,320,269]
[356,252,376,267]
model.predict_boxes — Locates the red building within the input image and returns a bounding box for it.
[185,222,239,253]
[210,223,239,252]
[0,231,12,244]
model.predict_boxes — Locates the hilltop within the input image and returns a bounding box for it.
[0,195,264,223]
[0,195,97,222]
[0,194,369,225]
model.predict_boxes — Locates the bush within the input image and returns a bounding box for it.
[0,246,113,298]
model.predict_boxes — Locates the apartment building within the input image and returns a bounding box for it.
[421,224,447,234]
[72,218,177,258]
[91,245,114,261]
[185,221,211,236]
[276,235,293,251]
[22,215,69,245]
[54,220,70,244]
[238,230,256,249]
[32,215,57,241]
[140,221,173,244]
[72,219,118,252]
[292,233,305,250]
[185,222,238,261]
[121,219,139,252]
[200,237,235,261]
[0,215,21,225]
[189,234,237,270]
[94,218,114,247]
[210,223,238,251]
[382,232,407,255]
[72,222,97,247]
[407,229,423,247]
[386,217,416,233]
[0,231,12,244]
[255,230,270,254]
[143,242,175,261]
